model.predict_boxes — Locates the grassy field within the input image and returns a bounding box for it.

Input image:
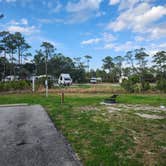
[39,83,125,94]
[0,93,166,166]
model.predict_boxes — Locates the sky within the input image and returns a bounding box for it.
[0,0,166,69]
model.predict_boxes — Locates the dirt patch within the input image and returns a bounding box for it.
[106,106,121,113]
[101,103,166,113]
[135,113,165,120]
[118,104,166,112]
[75,106,100,112]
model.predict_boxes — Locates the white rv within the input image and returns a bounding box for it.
[58,74,72,86]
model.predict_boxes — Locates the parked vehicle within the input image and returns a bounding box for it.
[58,73,72,86]
[2,75,19,82]
[90,77,97,84]
[90,77,102,84]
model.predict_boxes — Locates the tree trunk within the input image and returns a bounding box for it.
[18,48,21,64]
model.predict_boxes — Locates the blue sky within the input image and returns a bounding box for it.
[0,0,166,69]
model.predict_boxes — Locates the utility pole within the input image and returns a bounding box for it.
[32,75,35,93]
[41,41,55,97]
[45,54,48,97]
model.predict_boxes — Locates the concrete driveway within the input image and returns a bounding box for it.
[0,104,81,166]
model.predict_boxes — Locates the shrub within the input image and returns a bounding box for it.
[36,78,54,88]
[141,81,151,91]
[0,80,30,92]
[121,77,151,93]
[133,83,140,93]
[121,79,135,93]
[0,83,4,91]
[156,79,166,93]
[130,75,140,84]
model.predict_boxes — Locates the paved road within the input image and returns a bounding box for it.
[0,105,81,166]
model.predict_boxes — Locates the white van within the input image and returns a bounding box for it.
[90,77,102,84]
[90,77,97,84]
[58,74,72,86]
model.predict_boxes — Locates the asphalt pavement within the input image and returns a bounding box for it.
[0,104,81,166]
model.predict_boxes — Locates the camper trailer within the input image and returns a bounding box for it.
[3,75,19,82]
[58,73,72,86]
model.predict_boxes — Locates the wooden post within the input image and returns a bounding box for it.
[61,91,64,104]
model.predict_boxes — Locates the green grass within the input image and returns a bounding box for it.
[117,94,166,106]
[71,84,92,89]
[0,93,165,166]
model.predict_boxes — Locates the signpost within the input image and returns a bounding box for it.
[45,79,48,97]
[32,75,35,93]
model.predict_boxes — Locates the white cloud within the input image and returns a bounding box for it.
[66,0,103,23]
[104,43,115,49]
[28,36,58,48]
[9,18,28,26]
[114,41,140,52]
[21,18,28,25]
[67,11,93,23]
[41,0,62,13]
[96,11,106,17]
[52,1,62,13]
[133,5,166,32]
[145,43,166,56]
[104,40,166,54]
[1,18,39,36]
[147,23,166,39]
[118,0,140,10]
[81,32,116,45]
[66,0,102,12]
[107,1,166,40]
[102,32,116,42]
[109,0,120,5]
[7,25,38,35]
[81,38,101,45]
[38,18,64,24]
[135,36,145,42]
[107,2,150,31]
[103,41,139,52]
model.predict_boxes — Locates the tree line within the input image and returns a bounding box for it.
[0,31,166,91]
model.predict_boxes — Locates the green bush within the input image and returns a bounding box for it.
[156,79,166,93]
[130,75,140,84]
[0,83,4,91]
[133,83,140,93]
[0,80,30,92]
[36,78,54,88]
[121,77,151,93]
[121,79,135,93]
[141,81,151,91]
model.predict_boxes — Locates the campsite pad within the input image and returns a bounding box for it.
[0,105,81,166]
